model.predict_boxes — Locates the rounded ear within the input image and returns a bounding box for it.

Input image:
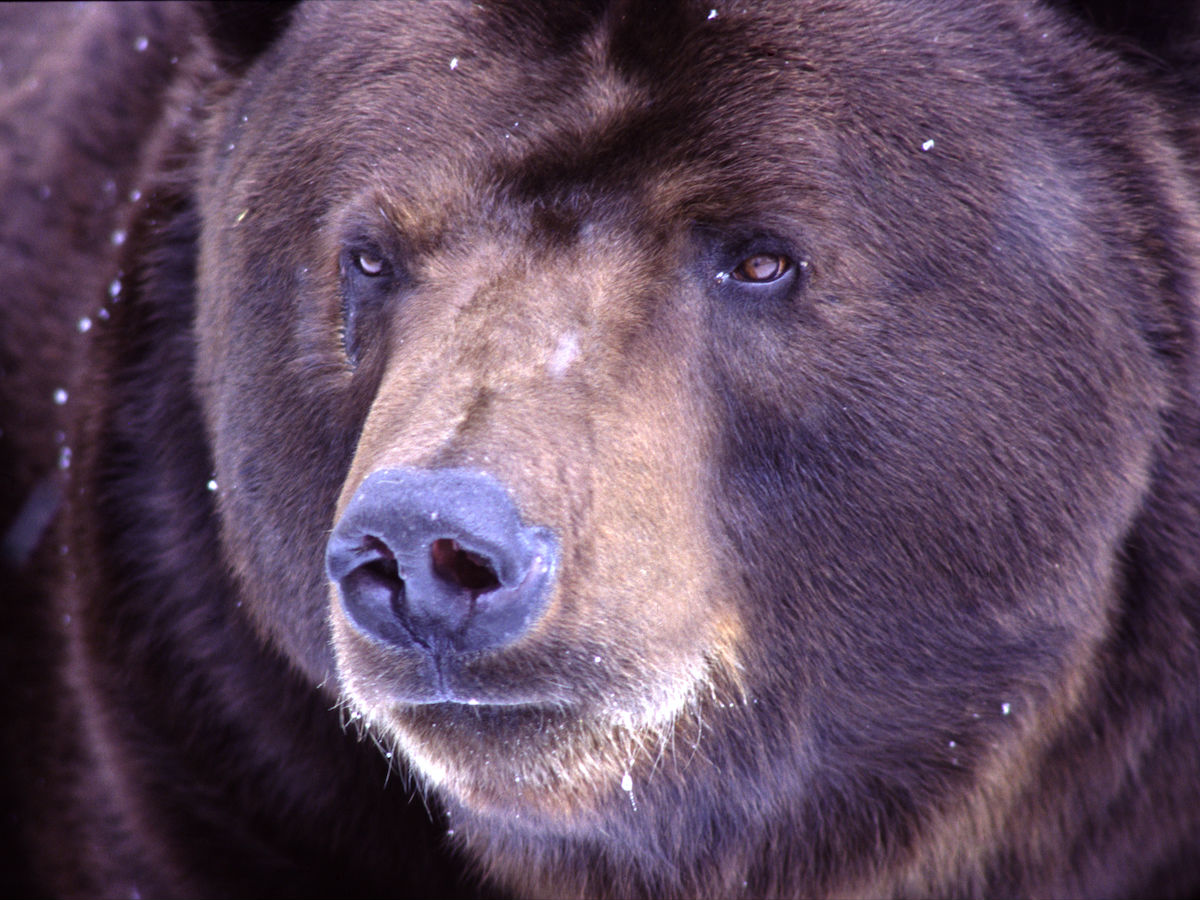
[203,1,299,73]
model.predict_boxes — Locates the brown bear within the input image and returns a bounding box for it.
[3,1,1200,897]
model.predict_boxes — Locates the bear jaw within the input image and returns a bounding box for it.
[331,604,747,825]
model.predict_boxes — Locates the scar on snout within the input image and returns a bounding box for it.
[548,332,580,377]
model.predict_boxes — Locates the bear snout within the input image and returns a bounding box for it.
[326,467,558,659]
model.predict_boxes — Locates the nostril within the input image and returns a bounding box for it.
[430,538,501,594]
[357,536,401,587]
[362,557,401,591]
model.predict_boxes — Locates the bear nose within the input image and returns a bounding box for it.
[326,468,558,654]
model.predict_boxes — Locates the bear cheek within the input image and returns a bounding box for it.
[323,263,746,815]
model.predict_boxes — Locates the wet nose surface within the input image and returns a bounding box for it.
[326,468,558,654]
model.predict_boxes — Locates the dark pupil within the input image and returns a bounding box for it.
[736,253,785,282]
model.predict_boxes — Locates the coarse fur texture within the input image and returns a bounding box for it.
[2,1,1200,897]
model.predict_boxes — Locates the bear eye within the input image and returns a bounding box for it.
[340,243,403,367]
[732,252,791,283]
[353,249,387,277]
[698,228,806,309]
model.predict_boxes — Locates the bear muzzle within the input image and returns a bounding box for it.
[326,467,558,665]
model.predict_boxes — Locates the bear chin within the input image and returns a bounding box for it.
[331,605,747,823]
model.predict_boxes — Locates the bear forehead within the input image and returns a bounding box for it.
[214,2,843,225]
[210,0,1053,261]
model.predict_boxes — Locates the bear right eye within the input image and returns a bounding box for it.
[340,244,400,366]
[353,249,386,277]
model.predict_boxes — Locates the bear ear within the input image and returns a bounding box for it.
[202,1,299,73]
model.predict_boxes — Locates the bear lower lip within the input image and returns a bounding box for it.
[426,694,564,711]
[353,641,571,708]
[428,655,569,708]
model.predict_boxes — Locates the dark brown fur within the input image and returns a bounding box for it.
[3,1,1200,897]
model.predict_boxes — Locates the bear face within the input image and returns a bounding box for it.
[6,1,1200,898]
[180,0,1190,888]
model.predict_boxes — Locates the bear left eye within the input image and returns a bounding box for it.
[731,253,791,283]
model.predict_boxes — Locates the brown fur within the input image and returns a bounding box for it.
[3,1,1200,897]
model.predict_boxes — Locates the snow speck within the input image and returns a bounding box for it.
[1001,701,1012,716]
[206,479,219,492]
[53,388,68,405]
[235,208,249,224]
[77,317,92,333]
[98,307,110,321]
[948,740,957,749]
[621,772,633,793]
[593,655,603,665]
[449,56,459,70]
[129,188,142,203]
[707,8,718,19]
[111,229,127,246]
[134,35,149,53]
[58,446,72,470]
[108,278,122,300]
[921,138,936,152]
